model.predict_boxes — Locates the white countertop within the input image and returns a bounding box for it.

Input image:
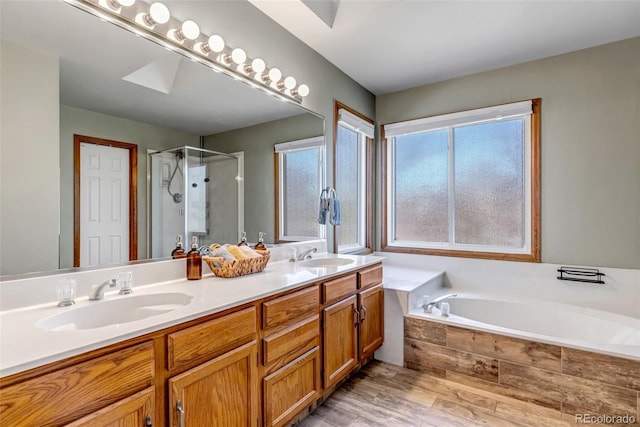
[0,254,383,378]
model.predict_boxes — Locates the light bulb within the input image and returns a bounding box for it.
[297,84,310,97]
[145,2,170,26]
[208,35,225,53]
[231,48,247,65]
[251,58,266,73]
[284,76,297,90]
[268,68,282,82]
[180,20,200,40]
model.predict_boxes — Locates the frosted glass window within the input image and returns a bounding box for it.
[282,148,322,238]
[394,130,448,242]
[336,125,365,251]
[384,99,537,258]
[454,119,524,246]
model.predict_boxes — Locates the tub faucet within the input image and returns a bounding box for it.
[89,278,117,301]
[423,293,457,313]
[296,247,317,261]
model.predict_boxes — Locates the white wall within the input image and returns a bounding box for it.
[377,38,640,269]
[0,40,60,275]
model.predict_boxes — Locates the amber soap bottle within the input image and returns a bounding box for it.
[171,235,187,259]
[186,236,202,280]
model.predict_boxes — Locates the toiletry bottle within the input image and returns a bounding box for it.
[186,236,202,280]
[238,231,248,246]
[171,235,187,259]
[254,232,267,251]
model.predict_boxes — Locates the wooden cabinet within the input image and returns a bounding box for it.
[0,341,155,426]
[263,348,321,427]
[65,387,155,427]
[358,284,384,359]
[168,341,258,427]
[323,295,359,388]
[262,284,321,427]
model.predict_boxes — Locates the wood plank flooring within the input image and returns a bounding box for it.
[296,360,621,427]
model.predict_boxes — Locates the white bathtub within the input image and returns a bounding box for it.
[409,293,640,360]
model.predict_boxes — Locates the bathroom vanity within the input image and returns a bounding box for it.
[0,255,383,427]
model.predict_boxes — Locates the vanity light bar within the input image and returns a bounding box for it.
[65,0,310,103]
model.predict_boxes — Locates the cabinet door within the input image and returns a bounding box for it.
[358,284,384,359]
[323,295,358,388]
[263,347,321,427]
[65,387,155,427]
[169,341,258,427]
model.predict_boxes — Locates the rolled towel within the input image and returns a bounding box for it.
[238,245,262,259]
[210,247,235,261]
[225,244,248,260]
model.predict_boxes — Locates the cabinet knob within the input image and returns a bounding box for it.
[176,400,185,427]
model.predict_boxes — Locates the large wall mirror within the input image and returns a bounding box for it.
[0,1,325,277]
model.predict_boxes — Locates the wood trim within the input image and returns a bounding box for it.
[333,100,375,254]
[380,98,542,263]
[73,134,138,267]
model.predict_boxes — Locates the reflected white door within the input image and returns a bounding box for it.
[80,143,129,267]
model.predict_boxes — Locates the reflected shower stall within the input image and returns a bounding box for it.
[149,146,242,258]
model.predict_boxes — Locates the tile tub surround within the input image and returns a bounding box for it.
[404,316,640,423]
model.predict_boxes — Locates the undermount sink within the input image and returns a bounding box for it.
[299,258,354,268]
[37,292,193,331]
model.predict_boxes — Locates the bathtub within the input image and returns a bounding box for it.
[409,293,640,361]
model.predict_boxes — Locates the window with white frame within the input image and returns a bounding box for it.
[383,99,540,261]
[335,107,374,253]
[275,136,325,242]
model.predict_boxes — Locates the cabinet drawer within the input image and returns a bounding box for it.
[263,315,319,372]
[263,347,321,427]
[168,306,257,370]
[262,285,319,331]
[358,264,382,290]
[322,273,357,305]
[0,341,154,426]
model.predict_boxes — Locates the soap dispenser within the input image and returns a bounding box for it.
[186,236,202,280]
[254,232,267,251]
[238,231,248,246]
[171,235,187,259]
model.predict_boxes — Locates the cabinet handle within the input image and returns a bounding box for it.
[354,308,359,327]
[145,415,153,427]
[360,305,367,323]
[176,400,185,427]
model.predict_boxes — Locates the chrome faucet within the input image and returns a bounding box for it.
[296,247,317,261]
[422,293,457,313]
[89,278,117,301]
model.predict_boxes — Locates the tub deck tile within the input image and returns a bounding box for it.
[500,361,638,416]
[405,338,499,382]
[447,325,562,372]
[405,317,446,345]
[562,347,640,391]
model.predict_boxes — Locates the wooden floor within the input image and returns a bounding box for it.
[297,360,588,427]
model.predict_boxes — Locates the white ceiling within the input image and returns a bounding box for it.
[250,0,640,95]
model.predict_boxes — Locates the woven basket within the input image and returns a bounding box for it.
[202,250,270,278]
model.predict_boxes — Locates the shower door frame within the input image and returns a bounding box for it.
[73,134,138,267]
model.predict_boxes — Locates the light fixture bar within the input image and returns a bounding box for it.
[61,0,309,103]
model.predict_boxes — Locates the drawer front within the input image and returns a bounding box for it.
[262,285,319,331]
[263,315,320,372]
[168,306,257,370]
[322,273,357,305]
[0,341,154,426]
[358,264,382,290]
[263,347,321,427]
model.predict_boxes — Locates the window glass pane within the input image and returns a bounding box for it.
[282,148,320,237]
[336,125,359,247]
[394,130,449,242]
[454,119,524,246]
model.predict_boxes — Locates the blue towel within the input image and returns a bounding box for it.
[329,189,341,226]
